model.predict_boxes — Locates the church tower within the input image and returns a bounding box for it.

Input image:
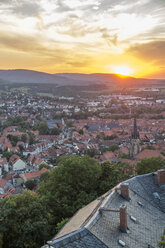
[130,118,140,158]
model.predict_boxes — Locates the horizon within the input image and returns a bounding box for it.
[0,68,165,80]
[0,0,165,79]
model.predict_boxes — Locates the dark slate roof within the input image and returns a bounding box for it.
[43,172,165,248]
[47,228,108,248]
[88,124,100,132]
[106,123,119,129]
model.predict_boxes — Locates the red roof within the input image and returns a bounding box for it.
[0,179,7,188]
[135,149,164,160]
[9,154,20,164]
[0,157,7,165]
[24,168,50,180]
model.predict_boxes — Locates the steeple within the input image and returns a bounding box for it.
[130,117,140,158]
[131,117,139,139]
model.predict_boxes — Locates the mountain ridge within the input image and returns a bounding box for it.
[0,69,164,87]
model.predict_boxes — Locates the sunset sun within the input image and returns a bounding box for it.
[111,65,133,76]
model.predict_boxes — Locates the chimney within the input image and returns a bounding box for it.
[120,205,127,233]
[120,183,130,200]
[157,170,165,185]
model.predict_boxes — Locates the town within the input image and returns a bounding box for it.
[0,87,165,198]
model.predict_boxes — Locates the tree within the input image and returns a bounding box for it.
[38,155,101,233]
[37,122,49,135]
[85,148,99,157]
[78,129,84,135]
[25,179,37,190]
[39,172,50,182]
[56,218,69,233]
[0,191,49,248]
[0,234,3,248]
[2,151,13,161]
[136,157,165,175]
[109,144,119,152]
[21,134,27,143]
[98,161,133,195]
[50,127,60,135]
[158,228,165,247]
[39,163,50,170]
[28,132,35,145]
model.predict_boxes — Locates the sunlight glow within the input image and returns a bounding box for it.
[111,65,133,76]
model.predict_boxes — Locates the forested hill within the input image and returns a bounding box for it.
[0,69,164,87]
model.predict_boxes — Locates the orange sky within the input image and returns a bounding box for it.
[0,0,165,78]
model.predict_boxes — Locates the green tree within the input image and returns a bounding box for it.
[158,229,165,247]
[39,163,50,170]
[28,132,35,145]
[50,127,60,135]
[38,155,101,232]
[39,172,50,182]
[109,144,119,152]
[136,157,165,175]
[0,191,49,248]
[98,161,133,195]
[78,129,84,135]
[2,151,13,161]
[56,218,69,233]
[0,234,3,248]
[25,179,37,190]
[21,134,27,143]
[85,148,99,157]
[37,122,49,135]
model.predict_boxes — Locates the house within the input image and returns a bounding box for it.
[134,149,165,160]
[0,157,9,173]
[9,154,26,171]
[21,167,50,183]
[12,174,24,187]
[43,170,165,248]
[0,179,8,194]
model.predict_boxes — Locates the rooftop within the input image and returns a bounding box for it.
[44,171,165,248]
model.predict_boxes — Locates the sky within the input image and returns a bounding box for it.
[0,0,165,78]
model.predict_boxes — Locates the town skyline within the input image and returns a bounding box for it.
[0,0,165,79]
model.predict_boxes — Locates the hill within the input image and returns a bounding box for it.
[0,69,164,87]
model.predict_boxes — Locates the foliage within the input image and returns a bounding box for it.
[21,134,27,143]
[85,148,100,157]
[66,121,73,128]
[0,234,3,248]
[39,172,50,182]
[28,132,35,145]
[136,157,165,175]
[50,127,60,135]
[98,161,133,195]
[2,151,13,161]
[119,153,130,159]
[38,155,101,232]
[39,163,50,170]
[7,134,19,146]
[37,122,49,135]
[101,144,119,153]
[4,116,30,131]
[78,129,84,135]
[158,229,165,247]
[103,134,117,140]
[0,191,49,248]
[25,179,37,190]
[56,218,69,233]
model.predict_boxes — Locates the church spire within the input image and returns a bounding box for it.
[131,117,139,139]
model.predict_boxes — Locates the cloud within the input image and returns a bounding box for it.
[127,40,165,64]
[0,0,42,17]
[0,31,93,69]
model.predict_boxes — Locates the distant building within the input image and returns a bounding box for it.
[130,118,140,158]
